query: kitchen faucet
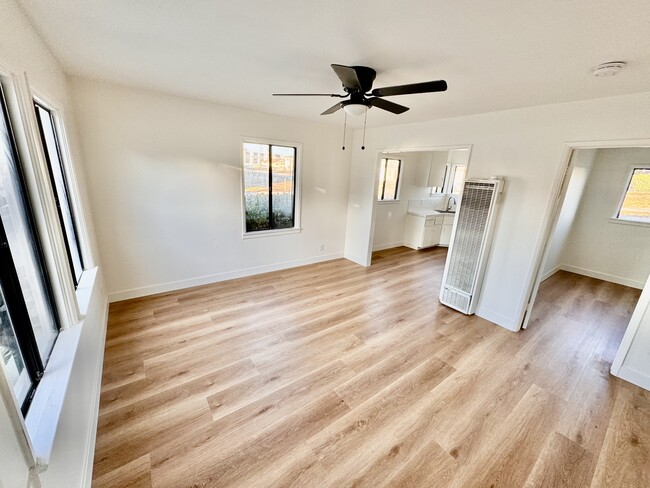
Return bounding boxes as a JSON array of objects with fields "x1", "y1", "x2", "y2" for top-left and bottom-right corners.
[{"x1": 445, "y1": 196, "x2": 456, "y2": 212}]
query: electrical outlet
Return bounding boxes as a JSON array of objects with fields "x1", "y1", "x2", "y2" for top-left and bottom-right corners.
[{"x1": 319, "y1": 243, "x2": 325, "y2": 251}]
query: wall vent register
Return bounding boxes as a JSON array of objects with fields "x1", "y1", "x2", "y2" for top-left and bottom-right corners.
[{"x1": 440, "y1": 177, "x2": 504, "y2": 314}]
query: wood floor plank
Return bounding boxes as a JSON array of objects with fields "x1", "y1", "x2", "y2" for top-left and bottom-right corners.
[
  {"x1": 93, "y1": 250, "x2": 649, "y2": 487},
  {"x1": 524, "y1": 432, "x2": 595, "y2": 488},
  {"x1": 92, "y1": 454, "x2": 152, "y2": 488},
  {"x1": 447, "y1": 383, "x2": 564, "y2": 488},
  {"x1": 307, "y1": 357, "x2": 454, "y2": 483},
  {"x1": 590, "y1": 388, "x2": 650, "y2": 487},
  {"x1": 151, "y1": 392, "x2": 350, "y2": 488}
]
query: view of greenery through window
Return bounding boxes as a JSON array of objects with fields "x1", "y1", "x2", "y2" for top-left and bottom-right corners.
[
  {"x1": 243, "y1": 142, "x2": 296, "y2": 232},
  {"x1": 618, "y1": 168, "x2": 650, "y2": 223}
]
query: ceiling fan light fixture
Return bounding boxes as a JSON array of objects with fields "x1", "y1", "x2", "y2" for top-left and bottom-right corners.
[{"x1": 343, "y1": 103, "x2": 370, "y2": 116}]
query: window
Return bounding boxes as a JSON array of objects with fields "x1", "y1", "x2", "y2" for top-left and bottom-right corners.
[
  {"x1": 0, "y1": 84, "x2": 59, "y2": 414},
  {"x1": 242, "y1": 141, "x2": 298, "y2": 234},
  {"x1": 614, "y1": 167, "x2": 650, "y2": 224},
  {"x1": 34, "y1": 101, "x2": 84, "y2": 286},
  {"x1": 377, "y1": 158, "x2": 402, "y2": 201},
  {"x1": 450, "y1": 165, "x2": 467, "y2": 195}
]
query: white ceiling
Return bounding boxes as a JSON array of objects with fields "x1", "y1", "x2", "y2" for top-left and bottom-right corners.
[{"x1": 19, "y1": 0, "x2": 650, "y2": 128}]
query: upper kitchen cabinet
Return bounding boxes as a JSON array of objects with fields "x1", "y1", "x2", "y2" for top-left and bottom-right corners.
[
  {"x1": 427, "y1": 151, "x2": 449, "y2": 190},
  {"x1": 416, "y1": 150, "x2": 449, "y2": 192}
]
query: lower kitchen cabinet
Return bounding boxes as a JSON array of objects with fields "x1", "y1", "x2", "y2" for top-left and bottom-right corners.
[
  {"x1": 439, "y1": 217, "x2": 454, "y2": 246},
  {"x1": 404, "y1": 214, "x2": 454, "y2": 250}
]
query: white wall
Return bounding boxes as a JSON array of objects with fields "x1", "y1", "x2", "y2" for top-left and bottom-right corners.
[
  {"x1": 542, "y1": 148, "x2": 597, "y2": 278},
  {"x1": 344, "y1": 91, "x2": 650, "y2": 331},
  {"x1": 0, "y1": 1, "x2": 107, "y2": 486},
  {"x1": 560, "y1": 148, "x2": 650, "y2": 288},
  {"x1": 69, "y1": 78, "x2": 352, "y2": 301},
  {"x1": 372, "y1": 152, "x2": 430, "y2": 250}
]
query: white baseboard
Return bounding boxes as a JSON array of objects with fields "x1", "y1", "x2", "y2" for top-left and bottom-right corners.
[
  {"x1": 108, "y1": 252, "x2": 344, "y2": 302},
  {"x1": 541, "y1": 265, "x2": 561, "y2": 282},
  {"x1": 560, "y1": 264, "x2": 645, "y2": 289},
  {"x1": 372, "y1": 241, "x2": 404, "y2": 251},
  {"x1": 476, "y1": 306, "x2": 519, "y2": 332},
  {"x1": 615, "y1": 365, "x2": 650, "y2": 392}
]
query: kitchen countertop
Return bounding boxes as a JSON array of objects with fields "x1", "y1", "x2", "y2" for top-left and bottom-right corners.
[{"x1": 407, "y1": 210, "x2": 456, "y2": 217}]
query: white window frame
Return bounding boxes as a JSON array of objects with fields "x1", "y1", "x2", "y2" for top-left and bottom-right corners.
[
  {"x1": 377, "y1": 157, "x2": 403, "y2": 203},
  {"x1": 240, "y1": 137, "x2": 302, "y2": 239},
  {"x1": 610, "y1": 165, "x2": 650, "y2": 227},
  {"x1": 0, "y1": 64, "x2": 98, "y2": 470},
  {"x1": 445, "y1": 163, "x2": 467, "y2": 196}
]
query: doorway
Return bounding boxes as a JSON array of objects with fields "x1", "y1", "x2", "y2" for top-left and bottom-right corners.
[
  {"x1": 523, "y1": 144, "x2": 650, "y2": 387},
  {"x1": 369, "y1": 146, "x2": 471, "y2": 260}
]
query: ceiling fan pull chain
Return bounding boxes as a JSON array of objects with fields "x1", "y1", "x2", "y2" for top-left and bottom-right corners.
[
  {"x1": 342, "y1": 111, "x2": 347, "y2": 150},
  {"x1": 361, "y1": 109, "x2": 367, "y2": 150}
]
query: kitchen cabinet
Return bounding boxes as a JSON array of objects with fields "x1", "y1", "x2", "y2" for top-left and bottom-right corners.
[
  {"x1": 404, "y1": 214, "x2": 443, "y2": 249},
  {"x1": 404, "y1": 213, "x2": 455, "y2": 249},
  {"x1": 439, "y1": 215, "x2": 454, "y2": 246},
  {"x1": 427, "y1": 151, "x2": 449, "y2": 189},
  {"x1": 415, "y1": 151, "x2": 449, "y2": 191}
]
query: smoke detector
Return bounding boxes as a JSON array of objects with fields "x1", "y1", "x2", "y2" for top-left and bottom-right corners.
[{"x1": 592, "y1": 61, "x2": 626, "y2": 77}]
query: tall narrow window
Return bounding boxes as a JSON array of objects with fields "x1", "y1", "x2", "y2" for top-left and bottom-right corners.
[
  {"x1": 34, "y1": 102, "x2": 84, "y2": 285},
  {"x1": 450, "y1": 165, "x2": 467, "y2": 195},
  {"x1": 1, "y1": 85, "x2": 59, "y2": 414},
  {"x1": 377, "y1": 158, "x2": 402, "y2": 201},
  {"x1": 242, "y1": 141, "x2": 298, "y2": 233},
  {"x1": 614, "y1": 167, "x2": 650, "y2": 224}
]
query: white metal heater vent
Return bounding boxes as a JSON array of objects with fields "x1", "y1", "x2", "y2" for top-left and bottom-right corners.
[{"x1": 440, "y1": 177, "x2": 504, "y2": 314}]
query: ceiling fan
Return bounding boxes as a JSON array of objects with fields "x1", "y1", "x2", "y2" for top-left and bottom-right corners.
[{"x1": 273, "y1": 64, "x2": 447, "y2": 116}]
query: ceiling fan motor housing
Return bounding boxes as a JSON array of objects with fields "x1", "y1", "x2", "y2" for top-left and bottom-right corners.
[{"x1": 344, "y1": 66, "x2": 376, "y2": 93}]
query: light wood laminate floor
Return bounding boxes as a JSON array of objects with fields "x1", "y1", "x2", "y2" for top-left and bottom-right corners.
[{"x1": 93, "y1": 247, "x2": 650, "y2": 487}]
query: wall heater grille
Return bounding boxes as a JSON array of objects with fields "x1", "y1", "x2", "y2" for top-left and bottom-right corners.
[{"x1": 440, "y1": 177, "x2": 504, "y2": 314}]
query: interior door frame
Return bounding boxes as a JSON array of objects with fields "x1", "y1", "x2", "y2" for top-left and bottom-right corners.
[
  {"x1": 520, "y1": 138, "x2": 650, "y2": 330},
  {"x1": 367, "y1": 144, "x2": 473, "y2": 264}
]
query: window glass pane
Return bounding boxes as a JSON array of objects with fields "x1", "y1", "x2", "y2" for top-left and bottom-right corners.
[
  {"x1": 270, "y1": 145, "x2": 295, "y2": 230},
  {"x1": 382, "y1": 159, "x2": 401, "y2": 200},
  {"x1": 35, "y1": 104, "x2": 84, "y2": 284},
  {"x1": 618, "y1": 168, "x2": 650, "y2": 222},
  {"x1": 451, "y1": 165, "x2": 467, "y2": 195},
  {"x1": 0, "y1": 284, "x2": 31, "y2": 405},
  {"x1": 0, "y1": 92, "x2": 58, "y2": 365},
  {"x1": 243, "y1": 143, "x2": 270, "y2": 232},
  {"x1": 377, "y1": 159, "x2": 387, "y2": 200}
]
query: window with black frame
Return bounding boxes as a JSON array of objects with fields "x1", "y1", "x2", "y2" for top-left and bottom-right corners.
[
  {"x1": 34, "y1": 101, "x2": 84, "y2": 286},
  {"x1": 377, "y1": 158, "x2": 402, "y2": 201},
  {"x1": 242, "y1": 141, "x2": 297, "y2": 233},
  {"x1": 0, "y1": 84, "x2": 59, "y2": 414}
]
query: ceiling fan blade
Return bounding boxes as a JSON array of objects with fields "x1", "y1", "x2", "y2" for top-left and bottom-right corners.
[
  {"x1": 273, "y1": 93, "x2": 345, "y2": 97},
  {"x1": 371, "y1": 80, "x2": 447, "y2": 97},
  {"x1": 368, "y1": 97, "x2": 409, "y2": 114},
  {"x1": 321, "y1": 102, "x2": 342, "y2": 115},
  {"x1": 331, "y1": 64, "x2": 363, "y2": 91}
]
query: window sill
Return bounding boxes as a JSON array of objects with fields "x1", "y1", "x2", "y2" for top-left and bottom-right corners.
[
  {"x1": 242, "y1": 228, "x2": 302, "y2": 239},
  {"x1": 24, "y1": 324, "x2": 82, "y2": 467},
  {"x1": 75, "y1": 266, "x2": 98, "y2": 317},
  {"x1": 24, "y1": 265, "x2": 99, "y2": 467},
  {"x1": 608, "y1": 217, "x2": 650, "y2": 228},
  {"x1": 377, "y1": 200, "x2": 401, "y2": 204}
]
